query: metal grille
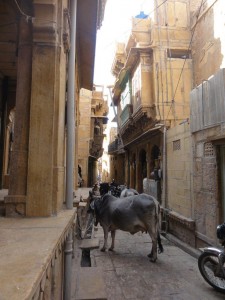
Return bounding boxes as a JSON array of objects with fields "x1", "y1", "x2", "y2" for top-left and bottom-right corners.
[
  {"x1": 173, "y1": 139, "x2": 181, "y2": 151},
  {"x1": 204, "y1": 142, "x2": 215, "y2": 157}
]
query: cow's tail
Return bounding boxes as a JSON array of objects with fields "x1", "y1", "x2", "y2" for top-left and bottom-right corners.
[{"x1": 156, "y1": 202, "x2": 164, "y2": 254}]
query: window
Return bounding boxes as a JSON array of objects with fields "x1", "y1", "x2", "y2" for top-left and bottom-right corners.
[
  {"x1": 204, "y1": 142, "x2": 215, "y2": 157},
  {"x1": 167, "y1": 49, "x2": 191, "y2": 59},
  {"x1": 121, "y1": 80, "x2": 131, "y2": 110},
  {"x1": 173, "y1": 139, "x2": 181, "y2": 151}
]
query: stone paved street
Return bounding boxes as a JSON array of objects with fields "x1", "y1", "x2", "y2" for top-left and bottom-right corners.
[{"x1": 74, "y1": 226, "x2": 225, "y2": 300}]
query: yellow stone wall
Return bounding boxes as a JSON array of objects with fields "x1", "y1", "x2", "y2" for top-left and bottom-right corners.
[
  {"x1": 167, "y1": 123, "x2": 193, "y2": 219},
  {"x1": 78, "y1": 89, "x2": 92, "y2": 187},
  {"x1": 191, "y1": 0, "x2": 225, "y2": 85},
  {"x1": 158, "y1": 0, "x2": 225, "y2": 246},
  {"x1": 109, "y1": 153, "x2": 125, "y2": 185},
  {"x1": 190, "y1": 0, "x2": 225, "y2": 245}
]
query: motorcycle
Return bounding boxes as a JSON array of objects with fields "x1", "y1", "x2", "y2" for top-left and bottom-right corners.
[{"x1": 198, "y1": 223, "x2": 225, "y2": 293}]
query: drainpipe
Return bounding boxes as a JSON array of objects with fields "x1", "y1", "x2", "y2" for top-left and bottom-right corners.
[
  {"x1": 161, "y1": 125, "x2": 167, "y2": 209},
  {"x1": 64, "y1": 1, "x2": 77, "y2": 300},
  {"x1": 155, "y1": 124, "x2": 166, "y2": 209},
  {"x1": 64, "y1": 228, "x2": 73, "y2": 300},
  {"x1": 66, "y1": 0, "x2": 77, "y2": 209}
]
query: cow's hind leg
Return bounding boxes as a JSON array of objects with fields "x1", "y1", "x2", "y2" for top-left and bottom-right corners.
[
  {"x1": 146, "y1": 225, "x2": 158, "y2": 262},
  {"x1": 157, "y1": 232, "x2": 164, "y2": 253},
  {"x1": 148, "y1": 231, "x2": 163, "y2": 257},
  {"x1": 109, "y1": 230, "x2": 116, "y2": 251},
  {"x1": 101, "y1": 226, "x2": 109, "y2": 252},
  {"x1": 147, "y1": 235, "x2": 157, "y2": 262}
]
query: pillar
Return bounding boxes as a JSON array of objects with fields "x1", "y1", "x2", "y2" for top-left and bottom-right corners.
[
  {"x1": 5, "y1": 6, "x2": 32, "y2": 216},
  {"x1": 140, "y1": 52, "x2": 154, "y2": 107},
  {"x1": 26, "y1": 1, "x2": 63, "y2": 217}
]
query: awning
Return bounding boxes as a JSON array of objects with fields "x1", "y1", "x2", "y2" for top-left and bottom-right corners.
[
  {"x1": 77, "y1": 0, "x2": 98, "y2": 90},
  {"x1": 124, "y1": 126, "x2": 162, "y2": 148}
]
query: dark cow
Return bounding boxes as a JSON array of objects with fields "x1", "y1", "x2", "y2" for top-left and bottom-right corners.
[
  {"x1": 99, "y1": 182, "x2": 110, "y2": 195},
  {"x1": 91, "y1": 193, "x2": 163, "y2": 262},
  {"x1": 99, "y1": 182, "x2": 121, "y2": 197}
]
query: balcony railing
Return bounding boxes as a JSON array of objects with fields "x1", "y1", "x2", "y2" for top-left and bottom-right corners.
[
  {"x1": 120, "y1": 104, "x2": 133, "y2": 126},
  {"x1": 108, "y1": 140, "x2": 118, "y2": 154},
  {"x1": 108, "y1": 138, "x2": 124, "y2": 154}
]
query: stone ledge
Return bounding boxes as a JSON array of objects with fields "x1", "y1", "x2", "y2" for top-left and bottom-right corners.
[
  {"x1": 164, "y1": 233, "x2": 201, "y2": 259},
  {"x1": 0, "y1": 209, "x2": 76, "y2": 300},
  {"x1": 167, "y1": 210, "x2": 195, "y2": 230},
  {"x1": 75, "y1": 267, "x2": 107, "y2": 300}
]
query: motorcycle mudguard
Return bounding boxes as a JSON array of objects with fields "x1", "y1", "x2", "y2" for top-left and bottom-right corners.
[{"x1": 202, "y1": 247, "x2": 223, "y2": 256}]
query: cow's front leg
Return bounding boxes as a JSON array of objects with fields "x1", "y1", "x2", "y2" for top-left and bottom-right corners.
[
  {"x1": 109, "y1": 230, "x2": 116, "y2": 251},
  {"x1": 101, "y1": 226, "x2": 109, "y2": 252}
]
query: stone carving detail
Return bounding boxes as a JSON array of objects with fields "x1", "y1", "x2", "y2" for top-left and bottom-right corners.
[
  {"x1": 63, "y1": 9, "x2": 70, "y2": 52},
  {"x1": 32, "y1": 1, "x2": 57, "y2": 43}
]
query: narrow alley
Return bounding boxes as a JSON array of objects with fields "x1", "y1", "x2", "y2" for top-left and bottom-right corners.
[{"x1": 71, "y1": 190, "x2": 225, "y2": 300}]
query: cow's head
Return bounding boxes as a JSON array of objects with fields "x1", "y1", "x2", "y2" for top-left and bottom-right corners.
[
  {"x1": 87, "y1": 196, "x2": 100, "y2": 226},
  {"x1": 99, "y1": 182, "x2": 110, "y2": 196}
]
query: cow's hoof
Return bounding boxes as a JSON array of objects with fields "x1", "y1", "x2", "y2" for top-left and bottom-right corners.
[
  {"x1": 100, "y1": 248, "x2": 106, "y2": 252},
  {"x1": 147, "y1": 252, "x2": 153, "y2": 258},
  {"x1": 109, "y1": 248, "x2": 114, "y2": 252},
  {"x1": 149, "y1": 257, "x2": 157, "y2": 263},
  {"x1": 158, "y1": 245, "x2": 164, "y2": 254}
]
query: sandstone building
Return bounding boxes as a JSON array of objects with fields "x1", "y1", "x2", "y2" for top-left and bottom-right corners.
[
  {"x1": 0, "y1": 0, "x2": 106, "y2": 298},
  {"x1": 78, "y1": 86, "x2": 108, "y2": 187},
  {"x1": 108, "y1": 0, "x2": 225, "y2": 249}
]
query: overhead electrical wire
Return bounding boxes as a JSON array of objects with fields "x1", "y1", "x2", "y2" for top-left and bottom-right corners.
[
  {"x1": 98, "y1": 0, "x2": 169, "y2": 51},
  {"x1": 164, "y1": 2, "x2": 176, "y2": 123},
  {"x1": 165, "y1": 0, "x2": 207, "y2": 121},
  {"x1": 14, "y1": 0, "x2": 33, "y2": 21},
  {"x1": 155, "y1": 0, "x2": 165, "y2": 121},
  {"x1": 13, "y1": 0, "x2": 58, "y2": 26}
]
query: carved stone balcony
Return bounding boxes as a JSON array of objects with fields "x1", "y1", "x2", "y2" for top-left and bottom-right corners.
[
  {"x1": 108, "y1": 140, "x2": 118, "y2": 154},
  {"x1": 108, "y1": 138, "x2": 124, "y2": 155},
  {"x1": 89, "y1": 134, "x2": 106, "y2": 159}
]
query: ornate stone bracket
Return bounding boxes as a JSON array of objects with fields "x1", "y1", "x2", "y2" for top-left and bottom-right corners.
[{"x1": 32, "y1": 1, "x2": 58, "y2": 44}]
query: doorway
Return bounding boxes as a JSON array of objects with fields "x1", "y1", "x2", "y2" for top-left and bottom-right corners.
[{"x1": 138, "y1": 149, "x2": 147, "y2": 192}]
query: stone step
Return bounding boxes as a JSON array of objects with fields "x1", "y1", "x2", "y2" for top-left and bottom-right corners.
[
  {"x1": 79, "y1": 238, "x2": 99, "y2": 250},
  {"x1": 75, "y1": 267, "x2": 107, "y2": 300},
  {"x1": 0, "y1": 200, "x2": 5, "y2": 216}
]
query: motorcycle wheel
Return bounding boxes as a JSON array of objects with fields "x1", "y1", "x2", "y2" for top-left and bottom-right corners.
[{"x1": 198, "y1": 252, "x2": 225, "y2": 293}]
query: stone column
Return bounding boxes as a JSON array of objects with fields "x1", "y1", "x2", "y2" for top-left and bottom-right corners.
[
  {"x1": 146, "y1": 143, "x2": 151, "y2": 178},
  {"x1": 129, "y1": 151, "x2": 135, "y2": 188},
  {"x1": 135, "y1": 148, "x2": 139, "y2": 192},
  {"x1": 140, "y1": 52, "x2": 154, "y2": 107},
  {"x1": 125, "y1": 151, "x2": 129, "y2": 186},
  {"x1": 26, "y1": 1, "x2": 60, "y2": 217},
  {"x1": 5, "y1": 10, "x2": 32, "y2": 216}
]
